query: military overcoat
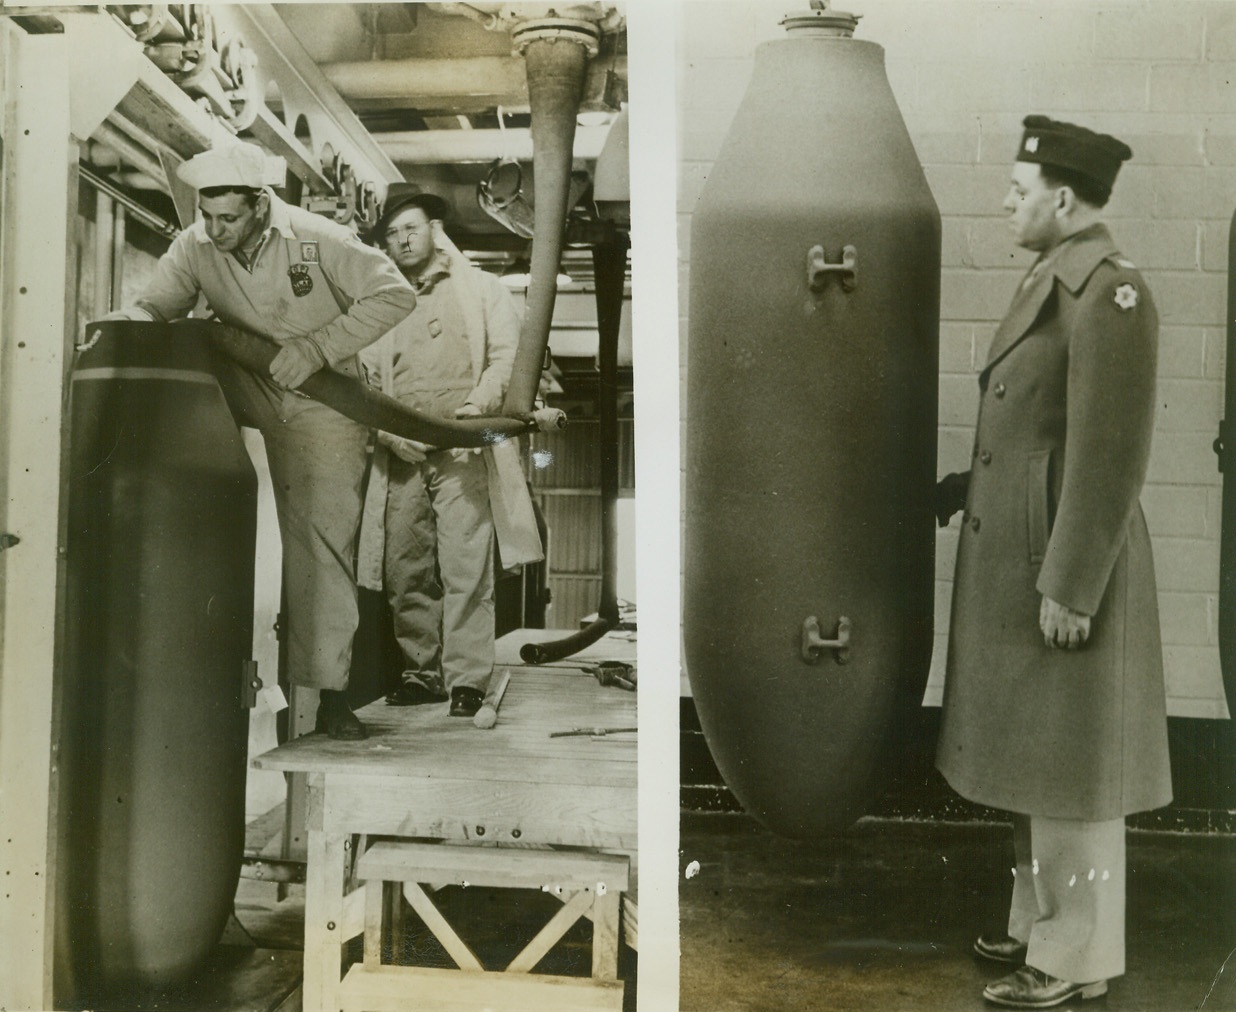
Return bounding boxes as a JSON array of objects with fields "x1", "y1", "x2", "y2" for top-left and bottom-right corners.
[{"x1": 936, "y1": 223, "x2": 1172, "y2": 821}]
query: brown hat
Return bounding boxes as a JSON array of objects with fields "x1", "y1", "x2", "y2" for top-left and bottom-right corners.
[
  {"x1": 1016, "y1": 115, "x2": 1132, "y2": 193},
  {"x1": 369, "y1": 182, "x2": 452, "y2": 244}
]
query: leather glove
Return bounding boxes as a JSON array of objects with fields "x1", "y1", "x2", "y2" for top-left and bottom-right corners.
[
  {"x1": 378, "y1": 431, "x2": 430, "y2": 464},
  {"x1": 934, "y1": 472, "x2": 970, "y2": 528}
]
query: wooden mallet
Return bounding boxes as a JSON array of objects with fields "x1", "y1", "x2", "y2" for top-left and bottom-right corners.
[{"x1": 473, "y1": 669, "x2": 512, "y2": 729}]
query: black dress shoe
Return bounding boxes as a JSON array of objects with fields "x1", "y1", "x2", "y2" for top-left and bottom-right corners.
[
  {"x1": 449, "y1": 686, "x2": 484, "y2": 717},
  {"x1": 974, "y1": 933, "x2": 1029, "y2": 964},
  {"x1": 983, "y1": 966, "x2": 1108, "y2": 1008},
  {"x1": 386, "y1": 682, "x2": 448, "y2": 706},
  {"x1": 314, "y1": 690, "x2": 368, "y2": 741}
]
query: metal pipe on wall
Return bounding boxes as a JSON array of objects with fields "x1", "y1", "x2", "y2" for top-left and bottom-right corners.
[
  {"x1": 93, "y1": 188, "x2": 114, "y2": 319},
  {"x1": 79, "y1": 166, "x2": 178, "y2": 239},
  {"x1": 111, "y1": 205, "x2": 127, "y2": 310}
]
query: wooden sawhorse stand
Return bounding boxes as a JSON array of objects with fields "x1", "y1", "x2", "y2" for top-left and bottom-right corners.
[{"x1": 336, "y1": 840, "x2": 628, "y2": 1011}]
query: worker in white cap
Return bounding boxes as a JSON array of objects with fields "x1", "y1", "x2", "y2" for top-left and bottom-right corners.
[{"x1": 106, "y1": 140, "x2": 418, "y2": 740}]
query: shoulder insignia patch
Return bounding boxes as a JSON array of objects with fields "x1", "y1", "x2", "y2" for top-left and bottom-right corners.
[{"x1": 1113, "y1": 282, "x2": 1138, "y2": 311}]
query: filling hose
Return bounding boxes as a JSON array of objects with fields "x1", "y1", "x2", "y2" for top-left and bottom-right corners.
[
  {"x1": 191, "y1": 319, "x2": 545, "y2": 445},
  {"x1": 81, "y1": 319, "x2": 559, "y2": 446},
  {"x1": 499, "y1": 21, "x2": 629, "y2": 666},
  {"x1": 501, "y1": 30, "x2": 591, "y2": 416},
  {"x1": 520, "y1": 234, "x2": 628, "y2": 666}
]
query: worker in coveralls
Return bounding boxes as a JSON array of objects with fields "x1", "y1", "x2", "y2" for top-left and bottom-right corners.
[
  {"x1": 357, "y1": 184, "x2": 541, "y2": 718},
  {"x1": 104, "y1": 141, "x2": 418, "y2": 741},
  {"x1": 935, "y1": 116, "x2": 1171, "y2": 1009}
]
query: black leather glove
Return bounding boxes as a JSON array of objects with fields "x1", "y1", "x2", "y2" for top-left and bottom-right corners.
[{"x1": 935, "y1": 472, "x2": 970, "y2": 528}]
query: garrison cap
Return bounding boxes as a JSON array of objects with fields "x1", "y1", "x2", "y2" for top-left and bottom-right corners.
[
  {"x1": 370, "y1": 182, "x2": 452, "y2": 244},
  {"x1": 177, "y1": 141, "x2": 285, "y2": 191},
  {"x1": 1016, "y1": 115, "x2": 1133, "y2": 193}
]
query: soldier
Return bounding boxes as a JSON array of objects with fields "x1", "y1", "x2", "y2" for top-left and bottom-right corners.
[
  {"x1": 106, "y1": 141, "x2": 418, "y2": 740},
  {"x1": 935, "y1": 116, "x2": 1170, "y2": 1008}
]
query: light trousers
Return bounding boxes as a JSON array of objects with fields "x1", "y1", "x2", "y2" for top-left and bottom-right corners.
[
  {"x1": 1008, "y1": 813, "x2": 1127, "y2": 983},
  {"x1": 384, "y1": 448, "x2": 495, "y2": 694},
  {"x1": 215, "y1": 357, "x2": 368, "y2": 691}
]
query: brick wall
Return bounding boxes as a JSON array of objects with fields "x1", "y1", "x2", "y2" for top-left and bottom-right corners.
[{"x1": 678, "y1": 0, "x2": 1235, "y2": 718}]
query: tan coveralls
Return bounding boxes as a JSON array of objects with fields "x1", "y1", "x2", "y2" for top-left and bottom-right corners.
[
  {"x1": 358, "y1": 253, "x2": 521, "y2": 695},
  {"x1": 135, "y1": 190, "x2": 417, "y2": 690}
]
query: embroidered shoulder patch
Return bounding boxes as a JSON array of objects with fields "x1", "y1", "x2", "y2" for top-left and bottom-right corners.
[{"x1": 1113, "y1": 283, "x2": 1138, "y2": 311}]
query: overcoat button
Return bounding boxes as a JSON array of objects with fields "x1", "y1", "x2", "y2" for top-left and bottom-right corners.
[
  {"x1": 994, "y1": 383, "x2": 1007, "y2": 398},
  {"x1": 980, "y1": 450, "x2": 992, "y2": 465},
  {"x1": 969, "y1": 515, "x2": 981, "y2": 532}
]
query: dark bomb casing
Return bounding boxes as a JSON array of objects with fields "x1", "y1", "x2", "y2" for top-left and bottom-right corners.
[{"x1": 684, "y1": 11, "x2": 942, "y2": 836}]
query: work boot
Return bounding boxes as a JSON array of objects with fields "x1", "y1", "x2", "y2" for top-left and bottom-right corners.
[
  {"x1": 386, "y1": 682, "x2": 449, "y2": 706},
  {"x1": 983, "y1": 966, "x2": 1108, "y2": 1008},
  {"x1": 974, "y1": 933, "x2": 1028, "y2": 965},
  {"x1": 315, "y1": 689, "x2": 367, "y2": 741},
  {"x1": 449, "y1": 686, "x2": 484, "y2": 718}
]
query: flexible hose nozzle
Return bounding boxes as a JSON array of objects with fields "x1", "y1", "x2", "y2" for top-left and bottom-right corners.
[{"x1": 501, "y1": 22, "x2": 596, "y2": 415}]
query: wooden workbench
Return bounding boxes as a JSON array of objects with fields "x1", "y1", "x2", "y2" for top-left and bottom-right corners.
[{"x1": 252, "y1": 630, "x2": 637, "y2": 1012}]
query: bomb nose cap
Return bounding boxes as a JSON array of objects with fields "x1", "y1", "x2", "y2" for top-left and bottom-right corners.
[{"x1": 781, "y1": 0, "x2": 860, "y2": 37}]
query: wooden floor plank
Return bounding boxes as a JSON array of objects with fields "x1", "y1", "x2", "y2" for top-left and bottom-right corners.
[
  {"x1": 253, "y1": 661, "x2": 637, "y2": 788},
  {"x1": 338, "y1": 963, "x2": 624, "y2": 1012}
]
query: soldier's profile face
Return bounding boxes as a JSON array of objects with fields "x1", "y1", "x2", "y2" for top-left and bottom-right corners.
[{"x1": 1003, "y1": 161, "x2": 1060, "y2": 252}]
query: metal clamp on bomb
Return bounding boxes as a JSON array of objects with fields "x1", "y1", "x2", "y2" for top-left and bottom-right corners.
[
  {"x1": 807, "y1": 243, "x2": 858, "y2": 293},
  {"x1": 802, "y1": 615, "x2": 852, "y2": 664}
]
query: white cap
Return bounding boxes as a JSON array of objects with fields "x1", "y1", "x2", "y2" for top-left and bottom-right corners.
[{"x1": 177, "y1": 141, "x2": 286, "y2": 190}]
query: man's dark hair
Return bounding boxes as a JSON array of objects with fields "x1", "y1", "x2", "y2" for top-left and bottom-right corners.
[
  {"x1": 199, "y1": 185, "x2": 262, "y2": 207},
  {"x1": 1039, "y1": 165, "x2": 1111, "y2": 209}
]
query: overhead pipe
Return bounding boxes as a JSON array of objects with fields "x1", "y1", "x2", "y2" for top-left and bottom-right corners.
[
  {"x1": 308, "y1": 54, "x2": 623, "y2": 111},
  {"x1": 377, "y1": 124, "x2": 610, "y2": 165},
  {"x1": 318, "y1": 56, "x2": 525, "y2": 101},
  {"x1": 92, "y1": 121, "x2": 168, "y2": 187},
  {"x1": 424, "y1": 2, "x2": 505, "y2": 31}
]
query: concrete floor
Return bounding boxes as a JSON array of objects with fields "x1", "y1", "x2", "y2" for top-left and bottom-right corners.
[{"x1": 680, "y1": 812, "x2": 1236, "y2": 1012}]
